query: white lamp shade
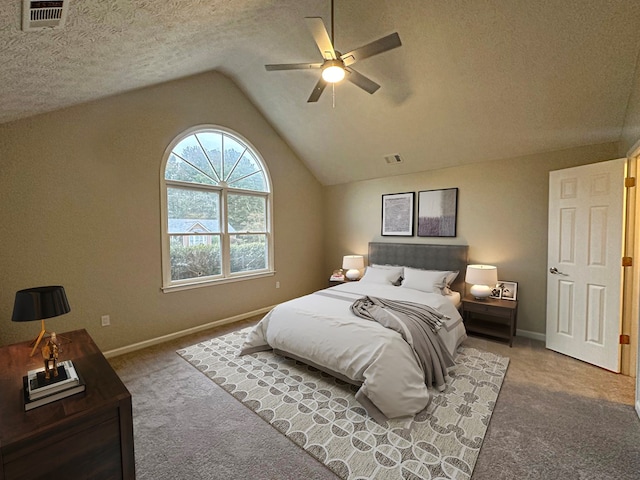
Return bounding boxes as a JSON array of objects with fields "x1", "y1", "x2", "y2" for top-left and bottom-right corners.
[
  {"x1": 342, "y1": 255, "x2": 365, "y2": 280},
  {"x1": 465, "y1": 265, "x2": 498, "y2": 299}
]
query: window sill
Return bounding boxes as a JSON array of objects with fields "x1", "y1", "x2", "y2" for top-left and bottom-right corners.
[{"x1": 161, "y1": 271, "x2": 275, "y2": 293}]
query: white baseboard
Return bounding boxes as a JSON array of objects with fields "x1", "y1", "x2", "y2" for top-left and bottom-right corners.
[
  {"x1": 516, "y1": 329, "x2": 546, "y2": 342},
  {"x1": 636, "y1": 400, "x2": 640, "y2": 420},
  {"x1": 102, "y1": 306, "x2": 274, "y2": 359}
]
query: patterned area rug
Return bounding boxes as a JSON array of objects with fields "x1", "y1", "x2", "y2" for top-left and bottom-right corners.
[{"x1": 177, "y1": 327, "x2": 509, "y2": 480}]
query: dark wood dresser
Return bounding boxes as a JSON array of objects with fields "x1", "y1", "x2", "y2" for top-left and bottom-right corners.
[{"x1": 0, "y1": 329, "x2": 135, "y2": 479}]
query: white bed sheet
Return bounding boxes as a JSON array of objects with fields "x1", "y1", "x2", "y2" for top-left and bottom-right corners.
[
  {"x1": 447, "y1": 291, "x2": 461, "y2": 309},
  {"x1": 240, "y1": 282, "x2": 467, "y2": 421}
]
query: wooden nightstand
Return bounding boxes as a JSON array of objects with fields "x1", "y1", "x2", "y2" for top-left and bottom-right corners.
[
  {"x1": 0, "y1": 329, "x2": 135, "y2": 479},
  {"x1": 462, "y1": 295, "x2": 518, "y2": 347},
  {"x1": 328, "y1": 277, "x2": 359, "y2": 287}
]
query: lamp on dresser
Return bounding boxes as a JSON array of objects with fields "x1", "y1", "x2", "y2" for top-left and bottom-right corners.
[
  {"x1": 342, "y1": 255, "x2": 365, "y2": 280},
  {"x1": 12, "y1": 285, "x2": 71, "y2": 356},
  {"x1": 465, "y1": 265, "x2": 498, "y2": 300}
]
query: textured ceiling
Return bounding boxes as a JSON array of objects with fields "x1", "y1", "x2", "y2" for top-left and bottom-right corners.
[{"x1": 1, "y1": 0, "x2": 640, "y2": 185}]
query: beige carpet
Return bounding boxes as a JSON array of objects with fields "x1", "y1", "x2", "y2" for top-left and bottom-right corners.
[{"x1": 177, "y1": 327, "x2": 509, "y2": 480}]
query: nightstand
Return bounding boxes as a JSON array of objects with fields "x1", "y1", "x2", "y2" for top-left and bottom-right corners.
[
  {"x1": 462, "y1": 295, "x2": 518, "y2": 347},
  {"x1": 0, "y1": 329, "x2": 135, "y2": 479},
  {"x1": 328, "y1": 278, "x2": 359, "y2": 287}
]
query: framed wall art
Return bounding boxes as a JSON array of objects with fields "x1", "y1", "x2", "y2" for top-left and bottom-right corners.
[
  {"x1": 381, "y1": 192, "x2": 415, "y2": 236},
  {"x1": 498, "y1": 281, "x2": 518, "y2": 301},
  {"x1": 417, "y1": 188, "x2": 458, "y2": 237}
]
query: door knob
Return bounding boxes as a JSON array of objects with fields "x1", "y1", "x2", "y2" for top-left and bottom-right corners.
[{"x1": 549, "y1": 267, "x2": 568, "y2": 276}]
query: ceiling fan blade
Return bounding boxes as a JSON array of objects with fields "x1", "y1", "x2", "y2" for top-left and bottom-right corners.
[
  {"x1": 307, "y1": 77, "x2": 328, "y2": 102},
  {"x1": 345, "y1": 68, "x2": 380, "y2": 94},
  {"x1": 341, "y1": 32, "x2": 402, "y2": 67},
  {"x1": 265, "y1": 63, "x2": 323, "y2": 71},
  {"x1": 305, "y1": 17, "x2": 337, "y2": 60}
]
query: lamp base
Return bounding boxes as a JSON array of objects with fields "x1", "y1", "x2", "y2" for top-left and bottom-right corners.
[
  {"x1": 470, "y1": 284, "x2": 491, "y2": 300},
  {"x1": 345, "y1": 269, "x2": 361, "y2": 280},
  {"x1": 29, "y1": 322, "x2": 71, "y2": 357}
]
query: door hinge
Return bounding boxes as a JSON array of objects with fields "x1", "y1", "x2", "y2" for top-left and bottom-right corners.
[
  {"x1": 620, "y1": 334, "x2": 630, "y2": 345},
  {"x1": 625, "y1": 177, "x2": 636, "y2": 188},
  {"x1": 622, "y1": 256, "x2": 633, "y2": 267}
]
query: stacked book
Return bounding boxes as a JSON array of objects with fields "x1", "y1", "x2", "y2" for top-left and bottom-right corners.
[{"x1": 22, "y1": 360, "x2": 86, "y2": 411}]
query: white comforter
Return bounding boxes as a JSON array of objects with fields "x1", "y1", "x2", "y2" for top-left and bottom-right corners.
[{"x1": 240, "y1": 282, "x2": 467, "y2": 421}]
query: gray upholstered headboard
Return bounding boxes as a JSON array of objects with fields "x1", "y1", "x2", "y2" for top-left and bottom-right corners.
[{"x1": 368, "y1": 242, "x2": 469, "y2": 293}]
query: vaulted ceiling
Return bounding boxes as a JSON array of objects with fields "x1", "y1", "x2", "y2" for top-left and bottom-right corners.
[{"x1": 2, "y1": 0, "x2": 639, "y2": 185}]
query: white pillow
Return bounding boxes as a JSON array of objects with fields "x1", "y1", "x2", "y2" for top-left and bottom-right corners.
[
  {"x1": 400, "y1": 267, "x2": 450, "y2": 294},
  {"x1": 359, "y1": 265, "x2": 404, "y2": 285},
  {"x1": 370, "y1": 264, "x2": 405, "y2": 285}
]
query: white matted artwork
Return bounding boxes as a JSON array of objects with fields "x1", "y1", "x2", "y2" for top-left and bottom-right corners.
[
  {"x1": 417, "y1": 188, "x2": 458, "y2": 237},
  {"x1": 381, "y1": 192, "x2": 415, "y2": 236}
]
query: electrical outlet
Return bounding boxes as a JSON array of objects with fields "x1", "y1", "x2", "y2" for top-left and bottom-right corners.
[
  {"x1": 275, "y1": 281, "x2": 280, "y2": 289},
  {"x1": 101, "y1": 315, "x2": 110, "y2": 327}
]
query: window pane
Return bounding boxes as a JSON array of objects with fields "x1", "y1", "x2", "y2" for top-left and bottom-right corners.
[
  {"x1": 223, "y1": 135, "x2": 245, "y2": 181},
  {"x1": 167, "y1": 188, "x2": 220, "y2": 233},
  {"x1": 230, "y1": 234, "x2": 267, "y2": 273},
  {"x1": 169, "y1": 235, "x2": 221, "y2": 280},
  {"x1": 228, "y1": 194, "x2": 266, "y2": 232},
  {"x1": 227, "y1": 150, "x2": 267, "y2": 192},
  {"x1": 165, "y1": 154, "x2": 217, "y2": 185},
  {"x1": 169, "y1": 136, "x2": 218, "y2": 184},
  {"x1": 196, "y1": 132, "x2": 222, "y2": 182}
]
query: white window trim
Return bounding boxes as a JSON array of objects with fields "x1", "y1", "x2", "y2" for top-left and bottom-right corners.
[{"x1": 160, "y1": 124, "x2": 274, "y2": 292}]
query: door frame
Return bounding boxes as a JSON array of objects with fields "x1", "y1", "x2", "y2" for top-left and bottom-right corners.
[{"x1": 626, "y1": 139, "x2": 640, "y2": 418}]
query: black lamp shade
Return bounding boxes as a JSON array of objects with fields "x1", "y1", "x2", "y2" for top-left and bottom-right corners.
[{"x1": 11, "y1": 286, "x2": 71, "y2": 322}]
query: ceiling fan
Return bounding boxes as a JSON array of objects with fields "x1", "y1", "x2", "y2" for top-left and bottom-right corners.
[{"x1": 265, "y1": 0, "x2": 402, "y2": 103}]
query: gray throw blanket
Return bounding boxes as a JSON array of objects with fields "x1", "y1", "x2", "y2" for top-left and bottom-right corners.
[{"x1": 351, "y1": 296, "x2": 456, "y2": 391}]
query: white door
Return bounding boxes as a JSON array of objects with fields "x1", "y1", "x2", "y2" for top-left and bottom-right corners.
[{"x1": 546, "y1": 158, "x2": 626, "y2": 372}]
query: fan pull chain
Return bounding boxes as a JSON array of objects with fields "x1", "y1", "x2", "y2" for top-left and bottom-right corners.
[{"x1": 332, "y1": 83, "x2": 336, "y2": 108}]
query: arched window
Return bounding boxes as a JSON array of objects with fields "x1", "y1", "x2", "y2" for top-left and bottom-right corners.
[{"x1": 160, "y1": 125, "x2": 273, "y2": 291}]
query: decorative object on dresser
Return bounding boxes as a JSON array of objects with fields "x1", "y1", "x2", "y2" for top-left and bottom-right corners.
[
  {"x1": 342, "y1": 254, "x2": 364, "y2": 280},
  {"x1": 417, "y1": 188, "x2": 458, "y2": 237},
  {"x1": 0, "y1": 329, "x2": 135, "y2": 479},
  {"x1": 329, "y1": 268, "x2": 344, "y2": 281},
  {"x1": 497, "y1": 281, "x2": 518, "y2": 301},
  {"x1": 465, "y1": 264, "x2": 498, "y2": 300},
  {"x1": 11, "y1": 285, "x2": 71, "y2": 357},
  {"x1": 23, "y1": 358, "x2": 86, "y2": 410},
  {"x1": 381, "y1": 192, "x2": 414, "y2": 236}
]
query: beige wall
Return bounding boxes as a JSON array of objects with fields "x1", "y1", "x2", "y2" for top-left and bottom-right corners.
[
  {"x1": 620, "y1": 51, "x2": 640, "y2": 156},
  {"x1": 0, "y1": 71, "x2": 324, "y2": 351},
  {"x1": 322, "y1": 142, "x2": 620, "y2": 335}
]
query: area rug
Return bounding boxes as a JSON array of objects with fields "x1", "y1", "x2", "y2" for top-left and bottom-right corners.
[{"x1": 177, "y1": 327, "x2": 509, "y2": 480}]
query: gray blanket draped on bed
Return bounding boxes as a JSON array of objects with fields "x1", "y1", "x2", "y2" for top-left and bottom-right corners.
[{"x1": 351, "y1": 296, "x2": 456, "y2": 391}]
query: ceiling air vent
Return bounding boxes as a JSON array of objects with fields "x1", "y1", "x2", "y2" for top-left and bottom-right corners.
[
  {"x1": 22, "y1": 0, "x2": 70, "y2": 32},
  {"x1": 384, "y1": 154, "x2": 403, "y2": 165}
]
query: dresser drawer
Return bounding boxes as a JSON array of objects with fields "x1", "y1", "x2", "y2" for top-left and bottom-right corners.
[{"x1": 464, "y1": 302, "x2": 512, "y2": 318}]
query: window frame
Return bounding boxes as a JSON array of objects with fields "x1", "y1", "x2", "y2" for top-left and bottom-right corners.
[{"x1": 160, "y1": 124, "x2": 274, "y2": 292}]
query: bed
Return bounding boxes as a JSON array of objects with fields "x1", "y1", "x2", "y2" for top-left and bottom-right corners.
[{"x1": 240, "y1": 242, "x2": 469, "y2": 422}]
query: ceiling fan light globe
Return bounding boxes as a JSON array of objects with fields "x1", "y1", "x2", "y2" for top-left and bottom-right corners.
[{"x1": 322, "y1": 65, "x2": 345, "y2": 83}]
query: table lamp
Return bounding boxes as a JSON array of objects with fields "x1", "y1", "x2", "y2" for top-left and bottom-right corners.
[
  {"x1": 342, "y1": 255, "x2": 365, "y2": 280},
  {"x1": 465, "y1": 265, "x2": 498, "y2": 300},
  {"x1": 12, "y1": 286, "x2": 70, "y2": 357}
]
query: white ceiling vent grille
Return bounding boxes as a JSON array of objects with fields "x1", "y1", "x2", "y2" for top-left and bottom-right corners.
[
  {"x1": 22, "y1": 0, "x2": 70, "y2": 32},
  {"x1": 384, "y1": 154, "x2": 403, "y2": 165}
]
